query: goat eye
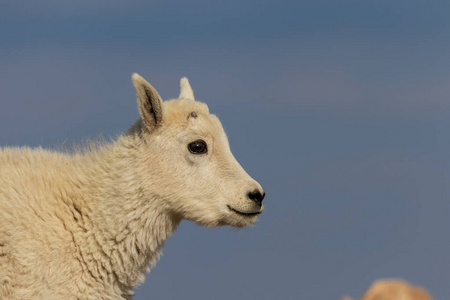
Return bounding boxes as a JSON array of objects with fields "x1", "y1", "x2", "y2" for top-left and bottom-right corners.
[{"x1": 188, "y1": 140, "x2": 207, "y2": 154}]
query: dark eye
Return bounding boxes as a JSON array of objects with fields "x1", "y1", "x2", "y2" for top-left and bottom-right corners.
[{"x1": 188, "y1": 140, "x2": 208, "y2": 154}]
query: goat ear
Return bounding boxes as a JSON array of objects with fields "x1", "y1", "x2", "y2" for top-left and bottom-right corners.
[
  {"x1": 132, "y1": 73, "x2": 164, "y2": 132},
  {"x1": 179, "y1": 77, "x2": 195, "y2": 101}
]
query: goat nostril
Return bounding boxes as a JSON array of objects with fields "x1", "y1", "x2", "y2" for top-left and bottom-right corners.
[{"x1": 247, "y1": 190, "x2": 264, "y2": 206}]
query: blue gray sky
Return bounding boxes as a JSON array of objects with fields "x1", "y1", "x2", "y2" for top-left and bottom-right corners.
[{"x1": 1, "y1": 1, "x2": 449, "y2": 299}]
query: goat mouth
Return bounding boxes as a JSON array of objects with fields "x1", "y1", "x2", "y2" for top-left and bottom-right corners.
[{"x1": 227, "y1": 205, "x2": 262, "y2": 217}]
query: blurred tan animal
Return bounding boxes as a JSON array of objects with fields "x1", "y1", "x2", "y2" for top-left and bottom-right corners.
[
  {"x1": 341, "y1": 279, "x2": 434, "y2": 300},
  {"x1": 0, "y1": 74, "x2": 264, "y2": 299}
]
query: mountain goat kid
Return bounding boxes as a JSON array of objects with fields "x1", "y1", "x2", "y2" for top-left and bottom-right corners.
[{"x1": 0, "y1": 74, "x2": 265, "y2": 299}]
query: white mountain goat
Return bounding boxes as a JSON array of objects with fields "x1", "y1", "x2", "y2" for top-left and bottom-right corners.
[{"x1": 0, "y1": 74, "x2": 265, "y2": 299}]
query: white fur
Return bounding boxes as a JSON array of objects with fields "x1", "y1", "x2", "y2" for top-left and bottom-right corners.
[{"x1": 0, "y1": 74, "x2": 264, "y2": 299}]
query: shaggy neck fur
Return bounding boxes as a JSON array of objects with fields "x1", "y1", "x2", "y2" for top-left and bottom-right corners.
[{"x1": 71, "y1": 130, "x2": 181, "y2": 298}]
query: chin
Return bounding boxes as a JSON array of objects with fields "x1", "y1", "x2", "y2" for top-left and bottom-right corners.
[{"x1": 226, "y1": 214, "x2": 259, "y2": 228}]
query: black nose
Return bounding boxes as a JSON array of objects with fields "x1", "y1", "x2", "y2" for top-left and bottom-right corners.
[{"x1": 247, "y1": 190, "x2": 265, "y2": 207}]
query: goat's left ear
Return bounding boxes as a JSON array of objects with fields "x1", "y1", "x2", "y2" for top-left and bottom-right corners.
[
  {"x1": 132, "y1": 73, "x2": 164, "y2": 132},
  {"x1": 179, "y1": 77, "x2": 195, "y2": 101}
]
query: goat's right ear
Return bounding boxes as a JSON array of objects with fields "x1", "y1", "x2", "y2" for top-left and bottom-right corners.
[{"x1": 132, "y1": 73, "x2": 164, "y2": 132}]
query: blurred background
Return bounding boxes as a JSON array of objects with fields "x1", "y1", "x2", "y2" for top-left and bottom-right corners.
[{"x1": 1, "y1": 1, "x2": 449, "y2": 299}]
